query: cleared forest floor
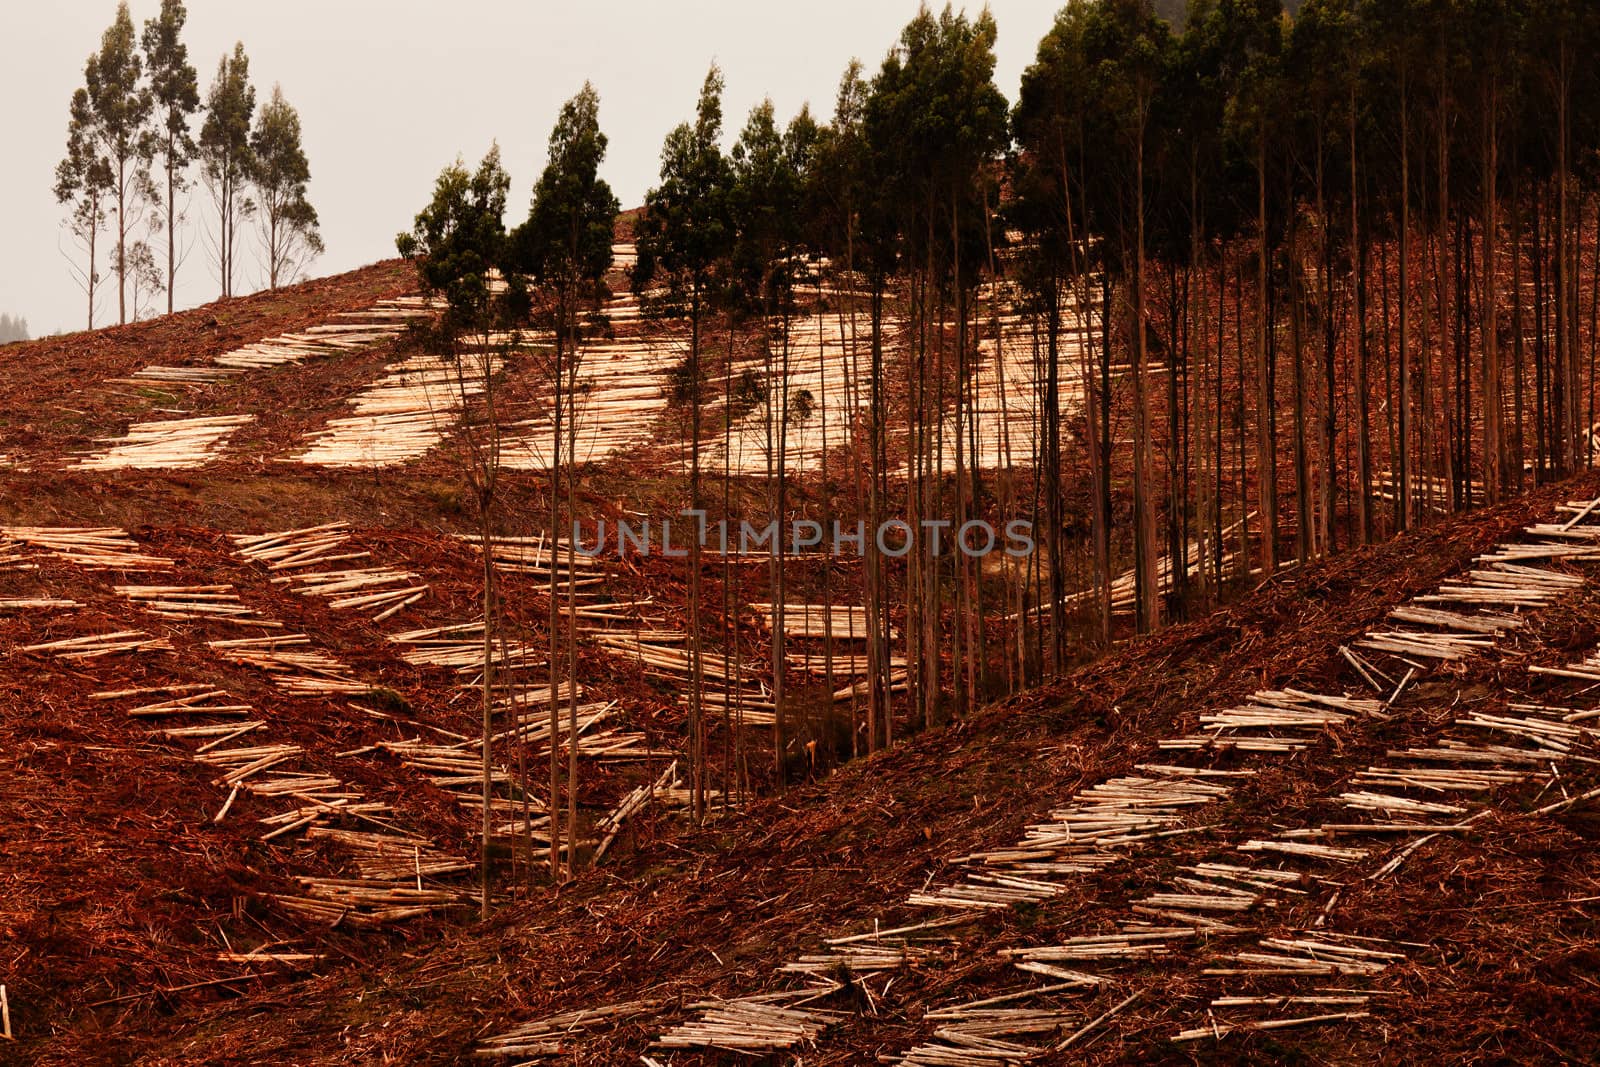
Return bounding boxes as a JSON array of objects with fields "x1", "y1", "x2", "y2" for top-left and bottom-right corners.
[{"x1": 2, "y1": 262, "x2": 1598, "y2": 1064}]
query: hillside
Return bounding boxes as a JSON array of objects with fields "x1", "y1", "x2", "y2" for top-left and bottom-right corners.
[
  {"x1": 15, "y1": 1, "x2": 1600, "y2": 1060},
  {"x1": 1, "y1": 253, "x2": 1596, "y2": 1061}
]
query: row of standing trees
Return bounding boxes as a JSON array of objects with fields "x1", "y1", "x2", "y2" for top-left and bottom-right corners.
[
  {"x1": 402, "y1": 0, "x2": 1600, "y2": 899},
  {"x1": 626, "y1": 20, "x2": 1012, "y2": 800},
  {"x1": 54, "y1": 1, "x2": 322, "y2": 330},
  {"x1": 630, "y1": 0, "x2": 1600, "y2": 793},
  {"x1": 397, "y1": 87, "x2": 621, "y2": 897},
  {"x1": 1010, "y1": 0, "x2": 1600, "y2": 649}
]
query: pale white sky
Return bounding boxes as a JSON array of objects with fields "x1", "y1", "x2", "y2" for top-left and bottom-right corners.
[{"x1": 2, "y1": 1, "x2": 1061, "y2": 336}]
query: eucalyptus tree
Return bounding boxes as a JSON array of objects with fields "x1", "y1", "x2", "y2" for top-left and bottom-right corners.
[
  {"x1": 730, "y1": 97, "x2": 810, "y2": 774},
  {"x1": 1503, "y1": 2, "x2": 1562, "y2": 482},
  {"x1": 199, "y1": 43, "x2": 256, "y2": 298},
  {"x1": 1286, "y1": 0, "x2": 1348, "y2": 557},
  {"x1": 1014, "y1": 0, "x2": 1107, "y2": 651},
  {"x1": 1416, "y1": 0, "x2": 1466, "y2": 514},
  {"x1": 1151, "y1": 0, "x2": 1224, "y2": 611},
  {"x1": 396, "y1": 147, "x2": 518, "y2": 915},
  {"x1": 807, "y1": 60, "x2": 901, "y2": 751},
  {"x1": 1305, "y1": 0, "x2": 1376, "y2": 542},
  {"x1": 1167, "y1": 0, "x2": 1259, "y2": 597},
  {"x1": 1078, "y1": 0, "x2": 1175, "y2": 632},
  {"x1": 1531, "y1": 0, "x2": 1578, "y2": 473},
  {"x1": 1524, "y1": 0, "x2": 1600, "y2": 474},
  {"x1": 1463, "y1": 0, "x2": 1510, "y2": 501},
  {"x1": 141, "y1": 0, "x2": 199, "y2": 313},
  {"x1": 866, "y1": 5, "x2": 1007, "y2": 723},
  {"x1": 1361, "y1": 0, "x2": 1425, "y2": 524},
  {"x1": 511, "y1": 82, "x2": 619, "y2": 873},
  {"x1": 128, "y1": 239, "x2": 164, "y2": 320},
  {"x1": 633, "y1": 65, "x2": 735, "y2": 817},
  {"x1": 54, "y1": 86, "x2": 113, "y2": 330},
  {"x1": 82, "y1": 1, "x2": 153, "y2": 326},
  {"x1": 250, "y1": 85, "x2": 323, "y2": 289},
  {"x1": 1216, "y1": 0, "x2": 1285, "y2": 569}
]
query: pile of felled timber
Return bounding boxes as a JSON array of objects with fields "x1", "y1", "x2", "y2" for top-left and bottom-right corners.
[
  {"x1": 112, "y1": 295, "x2": 439, "y2": 388},
  {"x1": 593, "y1": 628, "x2": 776, "y2": 727},
  {"x1": 115, "y1": 583, "x2": 281, "y2": 627},
  {"x1": 72, "y1": 414, "x2": 255, "y2": 471},
  {"x1": 500, "y1": 306, "x2": 680, "y2": 471},
  {"x1": 208, "y1": 634, "x2": 370, "y2": 695},
  {"x1": 1, "y1": 525, "x2": 172, "y2": 570},
  {"x1": 293, "y1": 352, "x2": 501, "y2": 467}
]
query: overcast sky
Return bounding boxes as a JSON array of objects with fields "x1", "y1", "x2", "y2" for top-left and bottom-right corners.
[{"x1": 3, "y1": 1, "x2": 1060, "y2": 336}]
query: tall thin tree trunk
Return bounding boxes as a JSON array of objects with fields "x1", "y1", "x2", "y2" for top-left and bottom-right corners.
[
  {"x1": 1483, "y1": 78, "x2": 1501, "y2": 502},
  {"x1": 1134, "y1": 107, "x2": 1158, "y2": 631},
  {"x1": 1351, "y1": 90, "x2": 1371, "y2": 543},
  {"x1": 1399, "y1": 67, "x2": 1413, "y2": 528},
  {"x1": 1558, "y1": 46, "x2": 1578, "y2": 471},
  {"x1": 1256, "y1": 130, "x2": 1278, "y2": 572},
  {"x1": 1512, "y1": 179, "x2": 1526, "y2": 490},
  {"x1": 479, "y1": 488, "x2": 496, "y2": 917},
  {"x1": 547, "y1": 318, "x2": 564, "y2": 876},
  {"x1": 167, "y1": 154, "x2": 177, "y2": 315},
  {"x1": 688, "y1": 283, "x2": 705, "y2": 820},
  {"x1": 1316, "y1": 123, "x2": 1335, "y2": 556},
  {"x1": 1289, "y1": 165, "x2": 1310, "y2": 564},
  {"x1": 117, "y1": 159, "x2": 128, "y2": 326},
  {"x1": 87, "y1": 193, "x2": 100, "y2": 330},
  {"x1": 565, "y1": 319, "x2": 580, "y2": 869}
]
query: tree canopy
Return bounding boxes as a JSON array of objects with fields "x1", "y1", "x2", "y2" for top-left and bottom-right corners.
[{"x1": 250, "y1": 83, "x2": 323, "y2": 288}]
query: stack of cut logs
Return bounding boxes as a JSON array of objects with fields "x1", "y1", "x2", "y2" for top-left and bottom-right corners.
[
  {"x1": 21, "y1": 629, "x2": 172, "y2": 660},
  {"x1": 387, "y1": 620, "x2": 537, "y2": 677},
  {"x1": 593, "y1": 628, "x2": 776, "y2": 726},
  {"x1": 294, "y1": 352, "x2": 502, "y2": 467},
  {"x1": 501, "y1": 328, "x2": 680, "y2": 471},
  {"x1": 208, "y1": 634, "x2": 370, "y2": 695},
  {"x1": 2, "y1": 525, "x2": 172, "y2": 570},
  {"x1": 476, "y1": 1000, "x2": 660, "y2": 1061},
  {"x1": 1161, "y1": 690, "x2": 1383, "y2": 754},
  {"x1": 116, "y1": 583, "x2": 281, "y2": 627},
  {"x1": 73, "y1": 414, "x2": 255, "y2": 471},
  {"x1": 97, "y1": 678, "x2": 473, "y2": 928},
  {"x1": 276, "y1": 564, "x2": 427, "y2": 623},
  {"x1": 114, "y1": 295, "x2": 435, "y2": 388}
]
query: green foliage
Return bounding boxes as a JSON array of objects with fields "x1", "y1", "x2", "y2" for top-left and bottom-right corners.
[
  {"x1": 139, "y1": 0, "x2": 201, "y2": 309},
  {"x1": 864, "y1": 4, "x2": 1008, "y2": 278},
  {"x1": 1011, "y1": 1, "x2": 1101, "y2": 275},
  {"x1": 633, "y1": 65, "x2": 736, "y2": 307},
  {"x1": 251, "y1": 84, "x2": 323, "y2": 287},
  {"x1": 250, "y1": 86, "x2": 313, "y2": 203},
  {"x1": 735, "y1": 367, "x2": 767, "y2": 408},
  {"x1": 396, "y1": 146, "x2": 514, "y2": 340},
  {"x1": 788, "y1": 387, "x2": 815, "y2": 425},
  {"x1": 55, "y1": 4, "x2": 157, "y2": 326},
  {"x1": 142, "y1": 0, "x2": 199, "y2": 176},
  {"x1": 805, "y1": 62, "x2": 870, "y2": 262},
  {"x1": 55, "y1": 86, "x2": 113, "y2": 219},
  {"x1": 729, "y1": 97, "x2": 809, "y2": 309},
  {"x1": 199, "y1": 42, "x2": 256, "y2": 202},
  {"x1": 85, "y1": 2, "x2": 153, "y2": 176},
  {"x1": 868, "y1": 5, "x2": 1008, "y2": 196},
  {"x1": 512, "y1": 83, "x2": 620, "y2": 304},
  {"x1": 198, "y1": 41, "x2": 257, "y2": 297},
  {"x1": 65, "y1": 1, "x2": 158, "y2": 324},
  {"x1": 127, "y1": 239, "x2": 164, "y2": 318},
  {"x1": 1010, "y1": 0, "x2": 1181, "y2": 281}
]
